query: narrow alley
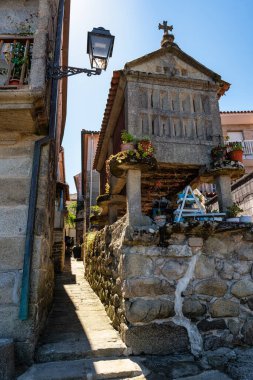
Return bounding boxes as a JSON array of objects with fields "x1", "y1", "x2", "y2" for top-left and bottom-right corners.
[{"x1": 18, "y1": 257, "x2": 146, "y2": 379}]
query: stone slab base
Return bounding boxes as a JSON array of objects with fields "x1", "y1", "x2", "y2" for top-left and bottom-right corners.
[{"x1": 123, "y1": 322, "x2": 189, "y2": 355}]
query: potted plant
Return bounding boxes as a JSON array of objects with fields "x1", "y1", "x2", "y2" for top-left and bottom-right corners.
[
  {"x1": 10, "y1": 42, "x2": 26, "y2": 85},
  {"x1": 211, "y1": 144, "x2": 227, "y2": 161},
  {"x1": 90, "y1": 205, "x2": 101, "y2": 217},
  {"x1": 226, "y1": 202, "x2": 243, "y2": 222},
  {"x1": 227, "y1": 141, "x2": 243, "y2": 162},
  {"x1": 137, "y1": 136, "x2": 152, "y2": 151},
  {"x1": 121, "y1": 130, "x2": 135, "y2": 151},
  {"x1": 152, "y1": 195, "x2": 167, "y2": 227}
]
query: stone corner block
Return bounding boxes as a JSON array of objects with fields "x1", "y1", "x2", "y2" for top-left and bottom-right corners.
[
  {"x1": 188, "y1": 237, "x2": 203, "y2": 247},
  {"x1": 0, "y1": 338, "x2": 15, "y2": 380}
]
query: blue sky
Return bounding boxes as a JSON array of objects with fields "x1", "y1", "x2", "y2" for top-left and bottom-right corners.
[{"x1": 63, "y1": 0, "x2": 253, "y2": 193}]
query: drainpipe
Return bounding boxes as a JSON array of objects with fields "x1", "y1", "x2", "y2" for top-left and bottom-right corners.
[
  {"x1": 89, "y1": 133, "x2": 94, "y2": 213},
  {"x1": 19, "y1": 0, "x2": 65, "y2": 320}
]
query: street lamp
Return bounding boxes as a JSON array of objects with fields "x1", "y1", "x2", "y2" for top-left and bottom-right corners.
[{"x1": 48, "y1": 26, "x2": 115, "y2": 79}]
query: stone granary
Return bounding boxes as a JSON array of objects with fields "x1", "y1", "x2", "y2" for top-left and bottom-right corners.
[
  {"x1": 85, "y1": 22, "x2": 253, "y2": 358},
  {"x1": 0, "y1": 0, "x2": 70, "y2": 368},
  {"x1": 93, "y1": 21, "x2": 242, "y2": 226}
]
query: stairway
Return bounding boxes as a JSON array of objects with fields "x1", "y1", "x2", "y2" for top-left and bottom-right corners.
[{"x1": 18, "y1": 258, "x2": 146, "y2": 379}]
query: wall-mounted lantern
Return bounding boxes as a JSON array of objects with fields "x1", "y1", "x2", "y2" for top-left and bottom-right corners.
[{"x1": 48, "y1": 26, "x2": 115, "y2": 79}]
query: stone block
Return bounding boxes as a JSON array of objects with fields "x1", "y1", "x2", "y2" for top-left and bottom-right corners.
[
  {"x1": 203, "y1": 330, "x2": 233, "y2": 351},
  {"x1": 0, "y1": 305, "x2": 35, "y2": 342},
  {"x1": 247, "y1": 296, "x2": 253, "y2": 310},
  {"x1": 209, "y1": 299, "x2": 239, "y2": 318},
  {"x1": 194, "y1": 256, "x2": 215, "y2": 279},
  {"x1": 242, "y1": 319, "x2": 253, "y2": 345},
  {"x1": 125, "y1": 298, "x2": 174, "y2": 323},
  {"x1": 167, "y1": 233, "x2": 187, "y2": 245},
  {"x1": 204, "y1": 237, "x2": 228, "y2": 257},
  {"x1": 0, "y1": 177, "x2": 30, "y2": 206},
  {"x1": 194, "y1": 279, "x2": 227, "y2": 297},
  {"x1": 0, "y1": 237, "x2": 25, "y2": 271},
  {"x1": 123, "y1": 254, "x2": 153, "y2": 278},
  {"x1": 32, "y1": 236, "x2": 51, "y2": 271},
  {"x1": 233, "y1": 261, "x2": 250, "y2": 275},
  {"x1": 236, "y1": 242, "x2": 253, "y2": 260},
  {"x1": 197, "y1": 319, "x2": 226, "y2": 332},
  {"x1": 123, "y1": 321, "x2": 189, "y2": 355},
  {"x1": 188, "y1": 237, "x2": 203, "y2": 247},
  {"x1": 0, "y1": 338, "x2": 15, "y2": 380},
  {"x1": 182, "y1": 298, "x2": 206, "y2": 318},
  {"x1": 34, "y1": 208, "x2": 49, "y2": 236},
  {"x1": 231, "y1": 279, "x2": 253, "y2": 298},
  {"x1": 219, "y1": 262, "x2": 234, "y2": 280},
  {"x1": 0, "y1": 206, "x2": 28, "y2": 238},
  {"x1": 123, "y1": 277, "x2": 175, "y2": 297},
  {"x1": 227, "y1": 319, "x2": 241, "y2": 336},
  {"x1": 0, "y1": 271, "x2": 21, "y2": 304},
  {"x1": 160, "y1": 259, "x2": 188, "y2": 280},
  {"x1": 206, "y1": 347, "x2": 236, "y2": 369},
  {"x1": 0, "y1": 157, "x2": 32, "y2": 177},
  {"x1": 165, "y1": 244, "x2": 192, "y2": 257}
]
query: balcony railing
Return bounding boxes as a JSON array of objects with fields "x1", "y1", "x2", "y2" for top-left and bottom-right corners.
[
  {"x1": 243, "y1": 140, "x2": 253, "y2": 159},
  {"x1": 0, "y1": 35, "x2": 33, "y2": 88}
]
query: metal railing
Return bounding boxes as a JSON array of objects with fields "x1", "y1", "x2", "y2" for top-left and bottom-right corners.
[
  {"x1": 242, "y1": 140, "x2": 253, "y2": 158},
  {"x1": 0, "y1": 35, "x2": 33, "y2": 87}
]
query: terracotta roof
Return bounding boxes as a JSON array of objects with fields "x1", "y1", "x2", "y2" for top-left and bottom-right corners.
[
  {"x1": 220, "y1": 111, "x2": 253, "y2": 114},
  {"x1": 93, "y1": 70, "x2": 121, "y2": 169},
  {"x1": 81, "y1": 130, "x2": 99, "y2": 134}
]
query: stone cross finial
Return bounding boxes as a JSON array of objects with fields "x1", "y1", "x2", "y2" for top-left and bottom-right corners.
[
  {"x1": 158, "y1": 21, "x2": 176, "y2": 48},
  {"x1": 158, "y1": 21, "x2": 173, "y2": 35}
]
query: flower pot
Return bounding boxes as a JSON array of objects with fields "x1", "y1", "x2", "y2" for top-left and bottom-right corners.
[
  {"x1": 120, "y1": 143, "x2": 135, "y2": 151},
  {"x1": 9, "y1": 79, "x2": 20, "y2": 85},
  {"x1": 139, "y1": 140, "x2": 152, "y2": 151},
  {"x1": 154, "y1": 215, "x2": 166, "y2": 227},
  {"x1": 240, "y1": 215, "x2": 252, "y2": 223},
  {"x1": 228, "y1": 150, "x2": 243, "y2": 162}
]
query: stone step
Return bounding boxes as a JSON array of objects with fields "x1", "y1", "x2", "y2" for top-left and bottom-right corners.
[
  {"x1": 36, "y1": 338, "x2": 128, "y2": 363},
  {"x1": 0, "y1": 205, "x2": 28, "y2": 238},
  {"x1": 176, "y1": 370, "x2": 232, "y2": 380},
  {"x1": 18, "y1": 357, "x2": 144, "y2": 380},
  {"x1": 0, "y1": 177, "x2": 30, "y2": 206}
]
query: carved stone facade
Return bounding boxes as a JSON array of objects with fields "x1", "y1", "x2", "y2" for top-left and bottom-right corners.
[{"x1": 124, "y1": 50, "x2": 225, "y2": 167}]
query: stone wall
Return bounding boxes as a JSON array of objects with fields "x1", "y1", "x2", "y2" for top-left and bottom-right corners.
[
  {"x1": 85, "y1": 218, "x2": 253, "y2": 356},
  {"x1": 0, "y1": 136, "x2": 55, "y2": 364},
  {"x1": 0, "y1": 0, "x2": 39, "y2": 34}
]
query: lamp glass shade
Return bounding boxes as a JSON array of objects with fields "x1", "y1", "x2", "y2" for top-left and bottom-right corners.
[{"x1": 87, "y1": 27, "x2": 114, "y2": 70}]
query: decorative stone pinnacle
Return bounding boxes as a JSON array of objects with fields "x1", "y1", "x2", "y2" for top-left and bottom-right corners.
[{"x1": 158, "y1": 20, "x2": 175, "y2": 48}]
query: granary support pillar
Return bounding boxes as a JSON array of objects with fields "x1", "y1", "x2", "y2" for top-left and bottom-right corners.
[
  {"x1": 126, "y1": 169, "x2": 142, "y2": 225},
  {"x1": 108, "y1": 204, "x2": 118, "y2": 225},
  {"x1": 215, "y1": 175, "x2": 233, "y2": 212}
]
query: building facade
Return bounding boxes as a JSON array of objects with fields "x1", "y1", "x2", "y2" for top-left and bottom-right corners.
[
  {"x1": 221, "y1": 111, "x2": 253, "y2": 172},
  {"x1": 81, "y1": 130, "x2": 100, "y2": 235},
  {"x1": 0, "y1": 0, "x2": 70, "y2": 364}
]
